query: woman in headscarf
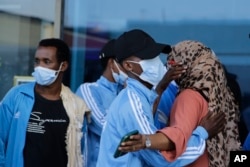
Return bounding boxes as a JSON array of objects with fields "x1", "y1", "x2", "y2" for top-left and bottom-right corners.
[
  {"x1": 118, "y1": 40, "x2": 241, "y2": 167},
  {"x1": 167, "y1": 40, "x2": 241, "y2": 166}
]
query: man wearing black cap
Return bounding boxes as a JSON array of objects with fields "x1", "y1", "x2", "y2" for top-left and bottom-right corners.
[
  {"x1": 96, "y1": 29, "x2": 218, "y2": 167},
  {"x1": 75, "y1": 39, "x2": 127, "y2": 167}
]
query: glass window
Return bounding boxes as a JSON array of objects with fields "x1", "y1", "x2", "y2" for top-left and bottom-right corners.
[
  {"x1": 64, "y1": 0, "x2": 250, "y2": 109},
  {"x1": 0, "y1": 0, "x2": 58, "y2": 99}
]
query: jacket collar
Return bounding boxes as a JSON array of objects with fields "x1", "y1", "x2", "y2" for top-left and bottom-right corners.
[{"x1": 126, "y1": 78, "x2": 158, "y2": 105}]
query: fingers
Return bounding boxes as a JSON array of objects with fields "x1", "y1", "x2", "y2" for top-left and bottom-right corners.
[
  {"x1": 120, "y1": 138, "x2": 141, "y2": 146},
  {"x1": 119, "y1": 141, "x2": 142, "y2": 152},
  {"x1": 118, "y1": 134, "x2": 144, "y2": 152},
  {"x1": 210, "y1": 112, "x2": 224, "y2": 126},
  {"x1": 129, "y1": 134, "x2": 141, "y2": 140},
  {"x1": 118, "y1": 145, "x2": 137, "y2": 152},
  {"x1": 201, "y1": 111, "x2": 213, "y2": 122},
  {"x1": 213, "y1": 112, "x2": 226, "y2": 125},
  {"x1": 217, "y1": 113, "x2": 226, "y2": 130},
  {"x1": 167, "y1": 65, "x2": 187, "y2": 80},
  {"x1": 207, "y1": 112, "x2": 226, "y2": 138}
]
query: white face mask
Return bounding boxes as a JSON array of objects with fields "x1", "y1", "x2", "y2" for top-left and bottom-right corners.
[
  {"x1": 127, "y1": 56, "x2": 166, "y2": 87},
  {"x1": 32, "y1": 63, "x2": 63, "y2": 86}
]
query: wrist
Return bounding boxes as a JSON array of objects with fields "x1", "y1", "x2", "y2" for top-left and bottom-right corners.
[
  {"x1": 155, "y1": 83, "x2": 165, "y2": 95},
  {"x1": 156, "y1": 80, "x2": 170, "y2": 94},
  {"x1": 144, "y1": 135, "x2": 152, "y2": 148}
]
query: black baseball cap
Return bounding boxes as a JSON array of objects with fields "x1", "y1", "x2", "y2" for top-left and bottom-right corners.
[
  {"x1": 99, "y1": 39, "x2": 116, "y2": 60},
  {"x1": 114, "y1": 29, "x2": 171, "y2": 63}
]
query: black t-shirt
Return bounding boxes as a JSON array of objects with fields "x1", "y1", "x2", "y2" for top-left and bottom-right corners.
[{"x1": 23, "y1": 91, "x2": 69, "y2": 167}]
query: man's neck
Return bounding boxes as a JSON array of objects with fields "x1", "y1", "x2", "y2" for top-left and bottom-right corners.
[
  {"x1": 35, "y1": 83, "x2": 62, "y2": 100},
  {"x1": 103, "y1": 69, "x2": 115, "y2": 83}
]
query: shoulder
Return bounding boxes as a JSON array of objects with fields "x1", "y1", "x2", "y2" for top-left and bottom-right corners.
[
  {"x1": 179, "y1": 89, "x2": 204, "y2": 99},
  {"x1": 1, "y1": 82, "x2": 35, "y2": 104},
  {"x1": 177, "y1": 89, "x2": 207, "y2": 106},
  {"x1": 79, "y1": 82, "x2": 99, "y2": 88},
  {"x1": 62, "y1": 85, "x2": 90, "y2": 111},
  {"x1": 76, "y1": 82, "x2": 99, "y2": 94},
  {"x1": 5, "y1": 82, "x2": 35, "y2": 97},
  {"x1": 75, "y1": 83, "x2": 102, "y2": 103},
  {"x1": 109, "y1": 89, "x2": 130, "y2": 111}
]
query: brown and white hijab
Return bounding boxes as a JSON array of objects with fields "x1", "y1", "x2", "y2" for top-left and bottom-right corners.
[{"x1": 168, "y1": 40, "x2": 241, "y2": 167}]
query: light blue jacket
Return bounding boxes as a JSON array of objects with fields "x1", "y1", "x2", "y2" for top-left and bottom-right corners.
[
  {"x1": 243, "y1": 133, "x2": 250, "y2": 150},
  {"x1": 75, "y1": 76, "x2": 122, "y2": 167},
  {"x1": 96, "y1": 78, "x2": 207, "y2": 167},
  {"x1": 154, "y1": 82, "x2": 178, "y2": 129},
  {"x1": 0, "y1": 82, "x2": 88, "y2": 167},
  {"x1": 0, "y1": 83, "x2": 36, "y2": 167}
]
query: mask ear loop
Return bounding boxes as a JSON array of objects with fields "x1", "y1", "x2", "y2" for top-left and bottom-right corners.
[
  {"x1": 124, "y1": 60, "x2": 141, "y2": 78},
  {"x1": 113, "y1": 60, "x2": 121, "y2": 71},
  {"x1": 113, "y1": 60, "x2": 128, "y2": 78},
  {"x1": 112, "y1": 60, "x2": 120, "y2": 76},
  {"x1": 55, "y1": 62, "x2": 64, "y2": 75}
]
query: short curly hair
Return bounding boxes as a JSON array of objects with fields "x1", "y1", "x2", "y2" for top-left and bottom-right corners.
[{"x1": 38, "y1": 38, "x2": 70, "y2": 63}]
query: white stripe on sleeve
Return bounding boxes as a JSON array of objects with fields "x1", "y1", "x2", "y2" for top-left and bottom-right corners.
[
  {"x1": 128, "y1": 90, "x2": 154, "y2": 134},
  {"x1": 177, "y1": 138, "x2": 206, "y2": 160},
  {"x1": 80, "y1": 83, "x2": 105, "y2": 125}
]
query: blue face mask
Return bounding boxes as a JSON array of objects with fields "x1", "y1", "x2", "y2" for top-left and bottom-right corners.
[
  {"x1": 127, "y1": 56, "x2": 166, "y2": 87},
  {"x1": 32, "y1": 63, "x2": 63, "y2": 86},
  {"x1": 111, "y1": 69, "x2": 128, "y2": 85},
  {"x1": 113, "y1": 60, "x2": 128, "y2": 85},
  {"x1": 111, "y1": 70, "x2": 120, "y2": 83}
]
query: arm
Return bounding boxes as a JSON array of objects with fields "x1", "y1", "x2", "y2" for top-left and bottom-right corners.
[
  {"x1": 118, "y1": 111, "x2": 225, "y2": 166},
  {"x1": 119, "y1": 90, "x2": 205, "y2": 153},
  {"x1": 243, "y1": 133, "x2": 250, "y2": 151},
  {"x1": 153, "y1": 63, "x2": 186, "y2": 114},
  {"x1": 154, "y1": 83, "x2": 178, "y2": 129},
  {"x1": 0, "y1": 90, "x2": 15, "y2": 166},
  {"x1": 119, "y1": 110, "x2": 225, "y2": 151},
  {"x1": 137, "y1": 126, "x2": 208, "y2": 167},
  {"x1": 75, "y1": 83, "x2": 106, "y2": 135},
  {"x1": 116, "y1": 90, "x2": 213, "y2": 166},
  {"x1": 81, "y1": 114, "x2": 89, "y2": 166},
  {"x1": 158, "y1": 90, "x2": 208, "y2": 161}
]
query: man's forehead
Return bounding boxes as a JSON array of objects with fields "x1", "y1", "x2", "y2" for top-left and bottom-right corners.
[{"x1": 35, "y1": 46, "x2": 57, "y2": 59}]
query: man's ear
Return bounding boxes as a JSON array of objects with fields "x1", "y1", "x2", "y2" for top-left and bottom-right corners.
[
  {"x1": 108, "y1": 58, "x2": 118, "y2": 73},
  {"x1": 108, "y1": 58, "x2": 115, "y2": 69},
  {"x1": 61, "y1": 61, "x2": 68, "y2": 72},
  {"x1": 122, "y1": 61, "x2": 133, "y2": 72}
]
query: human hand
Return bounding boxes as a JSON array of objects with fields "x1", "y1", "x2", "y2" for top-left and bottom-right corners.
[
  {"x1": 164, "y1": 62, "x2": 187, "y2": 81},
  {"x1": 155, "y1": 62, "x2": 187, "y2": 95},
  {"x1": 199, "y1": 111, "x2": 226, "y2": 139},
  {"x1": 118, "y1": 134, "x2": 145, "y2": 152}
]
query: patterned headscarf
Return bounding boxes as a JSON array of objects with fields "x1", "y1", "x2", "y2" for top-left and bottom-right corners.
[{"x1": 168, "y1": 40, "x2": 241, "y2": 167}]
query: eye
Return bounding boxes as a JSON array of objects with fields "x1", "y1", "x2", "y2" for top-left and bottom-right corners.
[
  {"x1": 44, "y1": 59, "x2": 51, "y2": 64},
  {"x1": 34, "y1": 59, "x2": 39, "y2": 65}
]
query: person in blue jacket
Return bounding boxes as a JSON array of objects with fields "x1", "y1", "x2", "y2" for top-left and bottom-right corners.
[
  {"x1": 96, "y1": 29, "x2": 225, "y2": 167},
  {"x1": 242, "y1": 106, "x2": 250, "y2": 151},
  {"x1": 154, "y1": 81, "x2": 178, "y2": 129},
  {"x1": 75, "y1": 39, "x2": 128, "y2": 167},
  {"x1": 243, "y1": 133, "x2": 250, "y2": 150},
  {"x1": 0, "y1": 38, "x2": 90, "y2": 167}
]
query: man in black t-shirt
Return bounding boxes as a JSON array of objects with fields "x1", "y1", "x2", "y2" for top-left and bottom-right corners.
[{"x1": 0, "y1": 38, "x2": 90, "y2": 167}]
